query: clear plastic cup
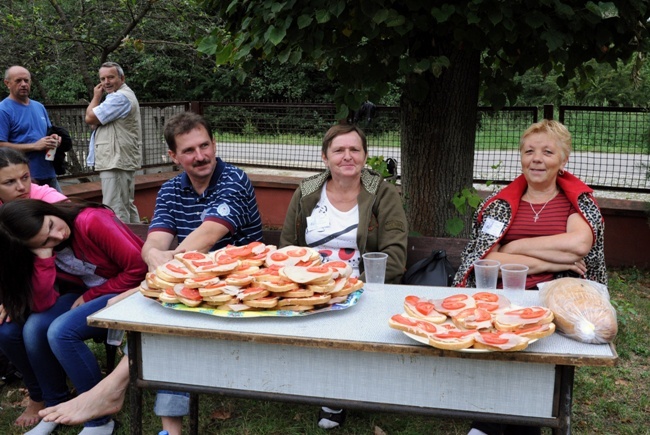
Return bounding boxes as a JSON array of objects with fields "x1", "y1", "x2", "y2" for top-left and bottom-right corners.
[
  {"x1": 362, "y1": 252, "x2": 388, "y2": 286},
  {"x1": 500, "y1": 264, "x2": 529, "y2": 290},
  {"x1": 473, "y1": 259, "x2": 500, "y2": 289},
  {"x1": 106, "y1": 329, "x2": 125, "y2": 346}
]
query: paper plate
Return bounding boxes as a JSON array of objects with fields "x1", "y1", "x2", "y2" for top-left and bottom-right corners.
[{"x1": 402, "y1": 331, "x2": 536, "y2": 352}]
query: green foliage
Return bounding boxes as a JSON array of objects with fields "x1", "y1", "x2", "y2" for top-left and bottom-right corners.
[
  {"x1": 196, "y1": 0, "x2": 650, "y2": 238},
  {"x1": 607, "y1": 270, "x2": 641, "y2": 330},
  {"x1": 366, "y1": 155, "x2": 396, "y2": 184},
  {"x1": 446, "y1": 187, "x2": 483, "y2": 236},
  {"x1": 446, "y1": 161, "x2": 501, "y2": 236},
  {"x1": 512, "y1": 55, "x2": 650, "y2": 107},
  {"x1": 610, "y1": 297, "x2": 638, "y2": 329}
]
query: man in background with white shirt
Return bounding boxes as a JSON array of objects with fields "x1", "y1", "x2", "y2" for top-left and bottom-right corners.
[{"x1": 85, "y1": 62, "x2": 142, "y2": 223}]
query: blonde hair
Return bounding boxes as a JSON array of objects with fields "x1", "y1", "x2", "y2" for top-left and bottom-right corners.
[{"x1": 519, "y1": 120, "x2": 572, "y2": 161}]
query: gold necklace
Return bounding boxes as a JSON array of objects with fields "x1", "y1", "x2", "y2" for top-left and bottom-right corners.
[{"x1": 528, "y1": 192, "x2": 557, "y2": 222}]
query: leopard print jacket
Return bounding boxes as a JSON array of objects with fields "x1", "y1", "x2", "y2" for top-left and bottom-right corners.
[{"x1": 453, "y1": 180, "x2": 607, "y2": 288}]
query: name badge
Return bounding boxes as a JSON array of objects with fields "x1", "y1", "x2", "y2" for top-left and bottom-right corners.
[
  {"x1": 482, "y1": 217, "x2": 505, "y2": 237},
  {"x1": 307, "y1": 214, "x2": 330, "y2": 232}
]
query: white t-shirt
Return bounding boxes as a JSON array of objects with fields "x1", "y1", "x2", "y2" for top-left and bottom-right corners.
[{"x1": 305, "y1": 183, "x2": 361, "y2": 276}]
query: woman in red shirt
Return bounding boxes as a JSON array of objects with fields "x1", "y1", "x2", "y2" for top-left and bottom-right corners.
[{"x1": 0, "y1": 199, "x2": 146, "y2": 434}]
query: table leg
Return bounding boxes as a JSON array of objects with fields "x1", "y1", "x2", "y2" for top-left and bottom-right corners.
[
  {"x1": 128, "y1": 332, "x2": 143, "y2": 435},
  {"x1": 189, "y1": 393, "x2": 199, "y2": 435},
  {"x1": 553, "y1": 365, "x2": 574, "y2": 435}
]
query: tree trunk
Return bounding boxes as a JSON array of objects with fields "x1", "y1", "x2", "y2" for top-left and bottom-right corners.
[{"x1": 401, "y1": 45, "x2": 481, "y2": 237}]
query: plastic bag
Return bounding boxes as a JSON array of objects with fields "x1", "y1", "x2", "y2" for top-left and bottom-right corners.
[
  {"x1": 402, "y1": 250, "x2": 455, "y2": 287},
  {"x1": 538, "y1": 277, "x2": 617, "y2": 344}
]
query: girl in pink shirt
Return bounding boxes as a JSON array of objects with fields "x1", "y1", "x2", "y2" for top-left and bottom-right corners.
[{"x1": 0, "y1": 148, "x2": 67, "y2": 205}]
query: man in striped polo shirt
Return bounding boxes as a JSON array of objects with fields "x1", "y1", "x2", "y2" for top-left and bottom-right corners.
[
  {"x1": 141, "y1": 111, "x2": 263, "y2": 434},
  {"x1": 142, "y1": 111, "x2": 263, "y2": 268}
]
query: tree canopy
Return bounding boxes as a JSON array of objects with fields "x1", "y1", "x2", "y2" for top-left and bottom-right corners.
[
  {"x1": 0, "y1": 0, "x2": 341, "y2": 103},
  {"x1": 198, "y1": 0, "x2": 650, "y2": 236},
  {"x1": 2, "y1": 1, "x2": 650, "y2": 236}
]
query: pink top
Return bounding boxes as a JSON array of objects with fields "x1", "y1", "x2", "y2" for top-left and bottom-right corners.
[
  {"x1": 0, "y1": 183, "x2": 67, "y2": 206},
  {"x1": 29, "y1": 183, "x2": 67, "y2": 203}
]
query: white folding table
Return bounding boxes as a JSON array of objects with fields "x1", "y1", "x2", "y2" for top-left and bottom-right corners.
[{"x1": 88, "y1": 285, "x2": 617, "y2": 434}]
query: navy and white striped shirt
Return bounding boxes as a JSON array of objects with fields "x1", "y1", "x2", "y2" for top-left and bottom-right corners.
[{"x1": 149, "y1": 158, "x2": 263, "y2": 250}]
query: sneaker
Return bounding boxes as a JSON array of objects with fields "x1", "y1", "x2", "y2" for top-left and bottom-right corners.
[
  {"x1": 317, "y1": 407, "x2": 347, "y2": 430},
  {"x1": 0, "y1": 369, "x2": 22, "y2": 385}
]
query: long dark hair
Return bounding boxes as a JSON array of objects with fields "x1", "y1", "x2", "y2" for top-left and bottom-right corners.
[
  {"x1": 0, "y1": 199, "x2": 104, "y2": 321},
  {"x1": 0, "y1": 147, "x2": 30, "y2": 169}
]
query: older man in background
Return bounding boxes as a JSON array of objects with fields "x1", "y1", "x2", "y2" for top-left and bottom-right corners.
[
  {"x1": 85, "y1": 61, "x2": 142, "y2": 223},
  {"x1": 0, "y1": 66, "x2": 63, "y2": 192}
]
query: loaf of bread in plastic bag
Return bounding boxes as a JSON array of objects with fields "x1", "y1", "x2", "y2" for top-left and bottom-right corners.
[{"x1": 538, "y1": 278, "x2": 617, "y2": 344}]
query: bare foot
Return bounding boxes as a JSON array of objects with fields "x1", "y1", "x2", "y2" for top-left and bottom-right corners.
[
  {"x1": 39, "y1": 357, "x2": 129, "y2": 425},
  {"x1": 38, "y1": 386, "x2": 125, "y2": 425},
  {"x1": 15, "y1": 398, "x2": 44, "y2": 427}
]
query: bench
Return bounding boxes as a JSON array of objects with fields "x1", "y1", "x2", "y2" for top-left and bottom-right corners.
[
  {"x1": 125, "y1": 224, "x2": 468, "y2": 274},
  {"x1": 259, "y1": 229, "x2": 467, "y2": 271}
]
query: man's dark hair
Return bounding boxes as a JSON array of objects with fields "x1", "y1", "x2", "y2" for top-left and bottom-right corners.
[{"x1": 163, "y1": 112, "x2": 214, "y2": 153}]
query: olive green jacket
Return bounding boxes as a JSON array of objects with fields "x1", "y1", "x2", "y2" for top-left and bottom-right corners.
[{"x1": 280, "y1": 168, "x2": 408, "y2": 284}]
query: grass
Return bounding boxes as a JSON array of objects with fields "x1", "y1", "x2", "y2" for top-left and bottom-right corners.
[{"x1": 1, "y1": 267, "x2": 648, "y2": 434}]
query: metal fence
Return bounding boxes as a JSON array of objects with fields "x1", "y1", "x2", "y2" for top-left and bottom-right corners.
[
  {"x1": 46, "y1": 101, "x2": 649, "y2": 192},
  {"x1": 559, "y1": 106, "x2": 650, "y2": 191},
  {"x1": 48, "y1": 102, "x2": 188, "y2": 176}
]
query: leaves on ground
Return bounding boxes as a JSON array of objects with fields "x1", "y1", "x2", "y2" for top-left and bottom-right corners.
[{"x1": 209, "y1": 406, "x2": 232, "y2": 421}]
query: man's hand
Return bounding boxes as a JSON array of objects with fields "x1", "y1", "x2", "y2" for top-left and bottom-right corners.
[
  {"x1": 143, "y1": 247, "x2": 177, "y2": 272},
  {"x1": 85, "y1": 83, "x2": 105, "y2": 126},
  {"x1": 33, "y1": 136, "x2": 60, "y2": 152},
  {"x1": 93, "y1": 83, "x2": 104, "y2": 99}
]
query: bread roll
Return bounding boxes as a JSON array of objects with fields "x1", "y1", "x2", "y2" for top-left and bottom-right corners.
[{"x1": 539, "y1": 278, "x2": 617, "y2": 344}]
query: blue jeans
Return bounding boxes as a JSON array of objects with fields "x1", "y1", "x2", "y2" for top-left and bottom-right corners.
[
  {"x1": 48, "y1": 293, "x2": 116, "y2": 427},
  {"x1": 155, "y1": 391, "x2": 190, "y2": 417},
  {"x1": 0, "y1": 293, "x2": 77, "y2": 406}
]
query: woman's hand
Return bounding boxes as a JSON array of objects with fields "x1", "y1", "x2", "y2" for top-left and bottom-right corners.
[
  {"x1": 31, "y1": 247, "x2": 54, "y2": 259},
  {"x1": 71, "y1": 295, "x2": 86, "y2": 309},
  {"x1": 107, "y1": 288, "x2": 139, "y2": 307},
  {"x1": 572, "y1": 258, "x2": 587, "y2": 277},
  {"x1": 0, "y1": 304, "x2": 10, "y2": 324}
]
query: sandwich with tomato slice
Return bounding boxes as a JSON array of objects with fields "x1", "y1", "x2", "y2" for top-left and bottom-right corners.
[
  {"x1": 403, "y1": 295, "x2": 446, "y2": 323},
  {"x1": 451, "y1": 307, "x2": 494, "y2": 330},
  {"x1": 173, "y1": 284, "x2": 203, "y2": 307},
  {"x1": 427, "y1": 328, "x2": 477, "y2": 350},
  {"x1": 431, "y1": 293, "x2": 476, "y2": 317},
  {"x1": 494, "y1": 306, "x2": 556, "y2": 339},
  {"x1": 156, "y1": 259, "x2": 194, "y2": 283},
  {"x1": 388, "y1": 314, "x2": 442, "y2": 338},
  {"x1": 473, "y1": 330, "x2": 531, "y2": 351}
]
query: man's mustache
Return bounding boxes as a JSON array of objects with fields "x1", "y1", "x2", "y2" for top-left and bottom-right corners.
[{"x1": 192, "y1": 160, "x2": 210, "y2": 168}]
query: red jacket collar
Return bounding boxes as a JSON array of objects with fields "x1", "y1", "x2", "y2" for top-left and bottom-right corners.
[{"x1": 479, "y1": 171, "x2": 595, "y2": 223}]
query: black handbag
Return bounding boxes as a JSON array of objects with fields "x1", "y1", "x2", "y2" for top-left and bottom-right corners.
[
  {"x1": 47, "y1": 125, "x2": 73, "y2": 175},
  {"x1": 402, "y1": 249, "x2": 456, "y2": 287}
]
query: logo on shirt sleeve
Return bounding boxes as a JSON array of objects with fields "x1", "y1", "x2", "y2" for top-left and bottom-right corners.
[{"x1": 217, "y1": 203, "x2": 231, "y2": 217}]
